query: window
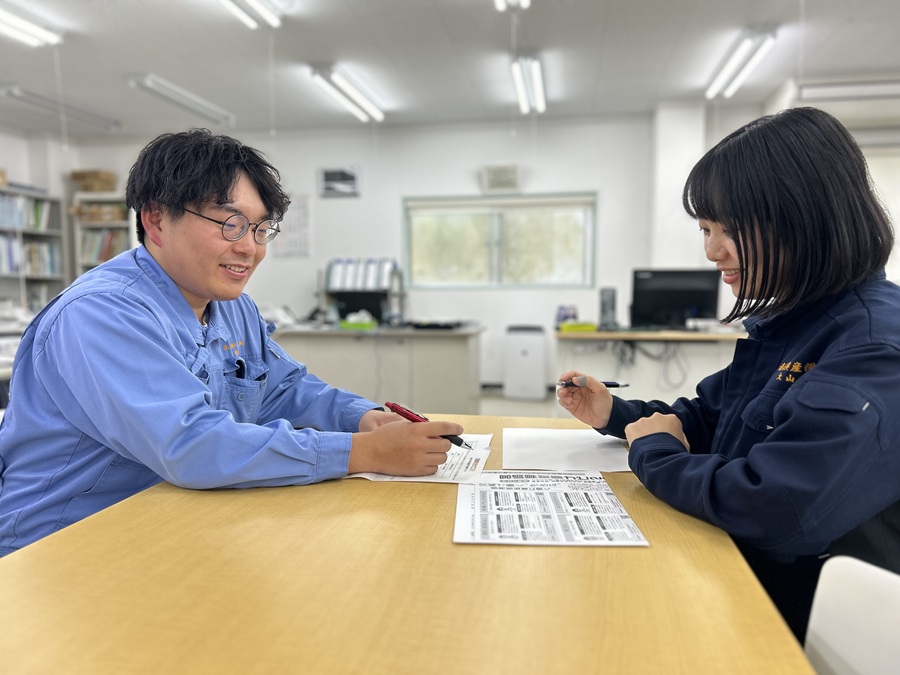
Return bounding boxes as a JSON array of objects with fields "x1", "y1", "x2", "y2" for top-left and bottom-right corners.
[{"x1": 404, "y1": 194, "x2": 595, "y2": 288}]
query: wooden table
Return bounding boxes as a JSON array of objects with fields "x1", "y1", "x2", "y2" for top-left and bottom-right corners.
[{"x1": 0, "y1": 416, "x2": 812, "y2": 674}]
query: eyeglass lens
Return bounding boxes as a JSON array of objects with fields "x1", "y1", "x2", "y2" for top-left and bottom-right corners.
[{"x1": 221, "y1": 214, "x2": 280, "y2": 243}]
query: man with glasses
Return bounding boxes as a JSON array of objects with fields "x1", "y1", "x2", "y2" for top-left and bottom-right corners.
[{"x1": 0, "y1": 129, "x2": 460, "y2": 556}]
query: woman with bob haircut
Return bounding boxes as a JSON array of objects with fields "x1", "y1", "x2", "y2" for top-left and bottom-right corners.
[{"x1": 558, "y1": 106, "x2": 900, "y2": 642}]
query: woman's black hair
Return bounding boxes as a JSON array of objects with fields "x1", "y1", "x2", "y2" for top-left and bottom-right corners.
[
  {"x1": 126, "y1": 129, "x2": 290, "y2": 244},
  {"x1": 683, "y1": 106, "x2": 894, "y2": 323}
]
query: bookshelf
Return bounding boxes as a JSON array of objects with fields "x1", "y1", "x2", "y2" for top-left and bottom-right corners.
[
  {"x1": 0, "y1": 186, "x2": 66, "y2": 313},
  {"x1": 72, "y1": 192, "x2": 137, "y2": 276}
]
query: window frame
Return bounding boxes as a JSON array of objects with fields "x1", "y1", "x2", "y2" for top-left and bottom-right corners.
[{"x1": 402, "y1": 192, "x2": 597, "y2": 290}]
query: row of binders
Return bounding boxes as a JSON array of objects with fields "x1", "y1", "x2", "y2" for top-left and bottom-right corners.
[
  {"x1": 0, "y1": 194, "x2": 53, "y2": 231},
  {"x1": 0, "y1": 233, "x2": 62, "y2": 276},
  {"x1": 326, "y1": 257, "x2": 400, "y2": 292}
]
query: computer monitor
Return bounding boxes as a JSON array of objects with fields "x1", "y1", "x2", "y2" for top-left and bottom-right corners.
[
  {"x1": 629, "y1": 269, "x2": 720, "y2": 329},
  {"x1": 329, "y1": 290, "x2": 386, "y2": 323}
]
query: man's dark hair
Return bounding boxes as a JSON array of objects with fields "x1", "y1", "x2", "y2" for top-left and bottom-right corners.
[
  {"x1": 683, "y1": 106, "x2": 894, "y2": 323},
  {"x1": 126, "y1": 129, "x2": 290, "y2": 244}
]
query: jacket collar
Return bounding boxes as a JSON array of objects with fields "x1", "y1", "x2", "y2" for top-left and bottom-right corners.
[{"x1": 743, "y1": 269, "x2": 887, "y2": 340}]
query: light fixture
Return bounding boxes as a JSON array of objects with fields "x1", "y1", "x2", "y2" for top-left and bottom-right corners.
[
  {"x1": 218, "y1": 0, "x2": 281, "y2": 29},
  {"x1": 0, "y1": 86, "x2": 120, "y2": 131},
  {"x1": 245, "y1": 0, "x2": 281, "y2": 27},
  {"x1": 311, "y1": 68, "x2": 384, "y2": 123},
  {"x1": 128, "y1": 73, "x2": 237, "y2": 127},
  {"x1": 511, "y1": 56, "x2": 546, "y2": 114},
  {"x1": 494, "y1": 0, "x2": 531, "y2": 11},
  {"x1": 0, "y1": 6, "x2": 62, "y2": 46},
  {"x1": 798, "y1": 80, "x2": 900, "y2": 101},
  {"x1": 705, "y1": 31, "x2": 776, "y2": 100}
]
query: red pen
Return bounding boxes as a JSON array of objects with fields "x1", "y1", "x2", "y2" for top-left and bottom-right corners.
[{"x1": 384, "y1": 401, "x2": 473, "y2": 449}]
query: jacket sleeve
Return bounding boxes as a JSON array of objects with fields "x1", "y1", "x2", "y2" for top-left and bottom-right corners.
[
  {"x1": 256, "y1": 323, "x2": 379, "y2": 432},
  {"x1": 33, "y1": 293, "x2": 356, "y2": 489},
  {"x1": 602, "y1": 365, "x2": 729, "y2": 454},
  {"x1": 627, "y1": 345, "x2": 900, "y2": 562}
]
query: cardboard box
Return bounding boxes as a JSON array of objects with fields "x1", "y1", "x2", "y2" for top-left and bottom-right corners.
[
  {"x1": 71, "y1": 170, "x2": 116, "y2": 192},
  {"x1": 75, "y1": 203, "x2": 128, "y2": 223},
  {"x1": 0, "y1": 168, "x2": 7, "y2": 187}
]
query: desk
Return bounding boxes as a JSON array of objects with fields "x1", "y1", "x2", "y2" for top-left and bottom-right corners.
[
  {"x1": 557, "y1": 329, "x2": 745, "y2": 342},
  {"x1": 556, "y1": 331, "x2": 743, "y2": 399},
  {"x1": 0, "y1": 416, "x2": 812, "y2": 674}
]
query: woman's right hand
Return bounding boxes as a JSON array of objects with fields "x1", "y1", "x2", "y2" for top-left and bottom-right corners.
[{"x1": 556, "y1": 371, "x2": 615, "y2": 429}]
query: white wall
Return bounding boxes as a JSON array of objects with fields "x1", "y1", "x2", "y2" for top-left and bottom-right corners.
[
  {"x1": 651, "y1": 102, "x2": 707, "y2": 267},
  {"x1": 0, "y1": 129, "x2": 81, "y2": 195},
  {"x1": 0, "y1": 131, "x2": 31, "y2": 187}
]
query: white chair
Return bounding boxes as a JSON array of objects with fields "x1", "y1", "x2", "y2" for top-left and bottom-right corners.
[{"x1": 805, "y1": 555, "x2": 900, "y2": 674}]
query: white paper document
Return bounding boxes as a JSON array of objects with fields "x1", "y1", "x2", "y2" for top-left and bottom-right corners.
[
  {"x1": 348, "y1": 434, "x2": 492, "y2": 483},
  {"x1": 453, "y1": 471, "x2": 648, "y2": 546},
  {"x1": 502, "y1": 427, "x2": 631, "y2": 473}
]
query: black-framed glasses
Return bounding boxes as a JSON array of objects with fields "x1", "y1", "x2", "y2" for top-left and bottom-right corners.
[{"x1": 182, "y1": 207, "x2": 281, "y2": 244}]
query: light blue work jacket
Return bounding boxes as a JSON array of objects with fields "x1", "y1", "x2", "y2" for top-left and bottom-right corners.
[{"x1": 0, "y1": 247, "x2": 377, "y2": 555}]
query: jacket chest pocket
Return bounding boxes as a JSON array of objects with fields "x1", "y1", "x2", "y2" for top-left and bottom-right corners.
[
  {"x1": 221, "y1": 358, "x2": 269, "y2": 423},
  {"x1": 741, "y1": 390, "x2": 782, "y2": 434}
]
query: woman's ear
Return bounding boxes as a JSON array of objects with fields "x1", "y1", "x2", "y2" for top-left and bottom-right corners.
[{"x1": 142, "y1": 203, "x2": 165, "y2": 248}]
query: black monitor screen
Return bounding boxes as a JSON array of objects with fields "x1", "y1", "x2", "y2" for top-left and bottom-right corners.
[
  {"x1": 329, "y1": 290, "x2": 386, "y2": 323},
  {"x1": 629, "y1": 269, "x2": 720, "y2": 329}
]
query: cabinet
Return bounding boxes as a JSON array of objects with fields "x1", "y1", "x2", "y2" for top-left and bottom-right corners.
[
  {"x1": 72, "y1": 191, "x2": 136, "y2": 276},
  {"x1": 273, "y1": 325, "x2": 482, "y2": 414},
  {"x1": 0, "y1": 186, "x2": 66, "y2": 312}
]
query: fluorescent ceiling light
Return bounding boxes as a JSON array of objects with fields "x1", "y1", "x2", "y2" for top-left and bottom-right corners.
[
  {"x1": 312, "y1": 68, "x2": 384, "y2": 123},
  {"x1": 511, "y1": 60, "x2": 529, "y2": 114},
  {"x1": 799, "y1": 81, "x2": 900, "y2": 101},
  {"x1": 219, "y1": 0, "x2": 281, "y2": 29},
  {"x1": 0, "y1": 6, "x2": 62, "y2": 46},
  {"x1": 128, "y1": 73, "x2": 237, "y2": 127},
  {"x1": 219, "y1": 0, "x2": 257, "y2": 29},
  {"x1": 312, "y1": 73, "x2": 369, "y2": 122},
  {"x1": 722, "y1": 34, "x2": 775, "y2": 98},
  {"x1": 511, "y1": 56, "x2": 546, "y2": 114},
  {"x1": 494, "y1": 0, "x2": 531, "y2": 11},
  {"x1": 245, "y1": 0, "x2": 281, "y2": 28},
  {"x1": 330, "y1": 72, "x2": 384, "y2": 122},
  {"x1": 705, "y1": 31, "x2": 776, "y2": 100},
  {"x1": 0, "y1": 86, "x2": 120, "y2": 131},
  {"x1": 529, "y1": 58, "x2": 546, "y2": 113}
]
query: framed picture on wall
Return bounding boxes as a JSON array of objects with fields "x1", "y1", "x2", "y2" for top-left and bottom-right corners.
[{"x1": 319, "y1": 167, "x2": 360, "y2": 198}]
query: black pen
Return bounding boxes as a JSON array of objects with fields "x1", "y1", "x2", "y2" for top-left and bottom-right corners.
[
  {"x1": 557, "y1": 379, "x2": 629, "y2": 388},
  {"x1": 384, "y1": 401, "x2": 474, "y2": 449}
]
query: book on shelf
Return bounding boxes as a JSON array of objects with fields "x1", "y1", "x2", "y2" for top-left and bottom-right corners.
[
  {"x1": 0, "y1": 233, "x2": 22, "y2": 274},
  {"x1": 31, "y1": 199, "x2": 52, "y2": 231},
  {"x1": 0, "y1": 193, "x2": 26, "y2": 229},
  {"x1": 22, "y1": 241, "x2": 61, "y2": 276},
  {"x1": 0, "y1": 194, "x2": 54, "y2": 231},
  {"x1": 80, "y1": 228, "x2": 129, "y2": 265}
]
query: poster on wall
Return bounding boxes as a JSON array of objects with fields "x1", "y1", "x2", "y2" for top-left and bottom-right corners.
[
  {"x1": 272, "y1": 194, "x2": 311, "y2": 258},
  {"x1": 319, "y1": 167, "x2": 360, "y2": 198}
]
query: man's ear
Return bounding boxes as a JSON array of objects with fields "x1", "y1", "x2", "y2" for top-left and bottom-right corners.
[{"x1": 142, "y1": 203, "x2": 165, "y2": 248}]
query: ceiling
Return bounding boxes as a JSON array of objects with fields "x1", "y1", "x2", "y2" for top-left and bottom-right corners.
[{"x1": 1, "y1": 0, "x2": 900, "y2": 143}]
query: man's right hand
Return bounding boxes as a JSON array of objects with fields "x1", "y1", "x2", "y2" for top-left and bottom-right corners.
[{"x1": 348, "y1": 419, "x2": 463, "y2": 476}]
